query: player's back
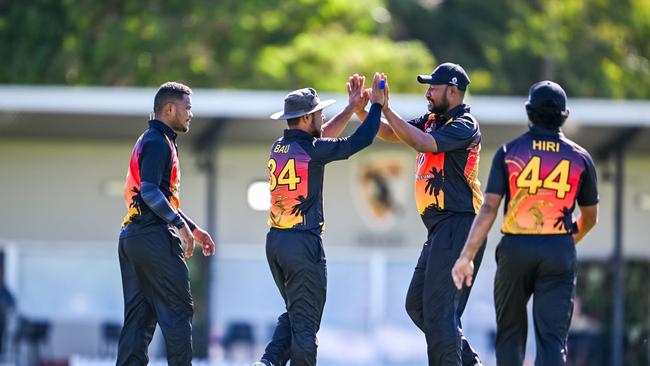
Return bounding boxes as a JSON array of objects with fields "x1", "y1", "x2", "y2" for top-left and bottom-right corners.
[
  {"x1": 267, "y1": 130, "x2": 323, "y2": 231},
  {"x1": 499, "y1": 127, "x2": 595, "y2": 235}
]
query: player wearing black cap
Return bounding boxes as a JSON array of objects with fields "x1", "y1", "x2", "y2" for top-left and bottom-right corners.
[
  {"x1": 452, "y1": 80, "x2": 599, "y2": 366},
  {"x1": 354, "y1": 63, "x2": 484, "y2": 366},
  {"x1": 254, "y1": 73, "x2": 387, "y2": 366}
]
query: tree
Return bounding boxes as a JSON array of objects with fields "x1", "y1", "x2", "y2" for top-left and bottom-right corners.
[
  {"x1": 387, "y1": 0, "x2": 650, "y2": 98},
  {"x1": 0, "y1": 0, "x2": 434, "y2": 91}
]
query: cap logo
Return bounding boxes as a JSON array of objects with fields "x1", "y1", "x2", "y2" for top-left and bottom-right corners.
[{"x1": 451, "y1": 77, "x2": 458, "y2": 85}]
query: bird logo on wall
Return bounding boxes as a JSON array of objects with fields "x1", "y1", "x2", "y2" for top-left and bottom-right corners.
[{"x1": 352, "y1": 152, "x2": 409, "y2": 230}]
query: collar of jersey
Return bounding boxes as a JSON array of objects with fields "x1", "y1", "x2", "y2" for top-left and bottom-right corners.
[
  {"x1": 283, "y1": 128, "x2": 314, "y2": 139},
  {"x1": 148, "y1": 119, "x2": 177, "y2": 139},
  {"x1": 528, "y1": 125, "x2": 563, "y2": 137},
  {"x1": 430, "y1": 103, "x2": 471, "y2": 123}
]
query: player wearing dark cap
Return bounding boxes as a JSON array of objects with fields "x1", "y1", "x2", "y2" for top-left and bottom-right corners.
[
  {"x1": 354, "y1": 63, "x2": 484, "y2": 366},
  {"x1": 452, "y1": 80, "x2": 599, "y2": 366},
  {"x1": 254, "y1": 73, "x2": 387, "y2": 366}
]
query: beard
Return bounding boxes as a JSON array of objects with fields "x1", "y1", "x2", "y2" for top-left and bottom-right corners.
[
  {"x1": 310, "y1": 119, "x2": 322, "y2": 138},
  {"x1": 428, "y1": 87, "x2": 450, "y2": 115},
  {"x1": 429, "y1": 96, "x2": 449, "y2": 115},
  {"x1": 173, "y1": 114, "x2": 190, "y2": 133}
]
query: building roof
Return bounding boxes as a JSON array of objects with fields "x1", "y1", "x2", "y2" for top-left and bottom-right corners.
[{"x1": 1, "y1": 85, "x2": 649, "y2": 152}]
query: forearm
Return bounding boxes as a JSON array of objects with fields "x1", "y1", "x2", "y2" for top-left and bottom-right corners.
[
  {"x1": 346, "y1": 103, "x2": 382, "y2": 153},
  {"x1": 321, "y1": 105, "x2": 356, "y2": 138},
  {"x1": 459, "y1": 200, "x2": 500, "y2": 260},
  {"x1": 355, "y1": 109, "x2": 400, "y2": 142},
  {"x1": 179, "y1": 209, "x2": 198, "y2": 232},
  {"x1": 573, "y1": 207, "x2": 598, "y2": 244},
  {"x1": 140, "y1": 181, "x2": 186, "y2": 228},
  {"x1": 383, "y1": 106, "x2": 437, "y2": 152}
]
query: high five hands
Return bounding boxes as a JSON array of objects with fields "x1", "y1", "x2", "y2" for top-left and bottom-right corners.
[
  {"x1": 348, "y1": 74, "x2": 369, "y2": 113},
  {"x1": 369, "y1": 72, "x2": 388, "y2": 107}
]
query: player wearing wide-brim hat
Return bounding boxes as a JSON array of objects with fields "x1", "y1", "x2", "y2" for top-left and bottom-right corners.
[
  {"x1": 270, "y1": 87, "x2": 336, "y2": 120},
  {"x1": 255, "y1": 74, "x2": 387, "y2": 366}
]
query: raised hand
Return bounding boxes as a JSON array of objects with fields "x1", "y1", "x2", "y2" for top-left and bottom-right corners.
[
  {"x1": 347, "y1": 74, "x2": 369, "y2": 113},
  {"x1": 369, "y1": 72, "x2": 387, "y2": 107}
]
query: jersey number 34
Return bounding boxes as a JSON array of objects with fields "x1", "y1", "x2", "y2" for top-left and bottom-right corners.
[{"x1": 268, "y1": 158, "x2": 301, "y2": 191}]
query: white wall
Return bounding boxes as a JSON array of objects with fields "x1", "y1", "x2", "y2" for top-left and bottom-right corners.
[
  {"x1": 0, "y1": 137, "x2": 647, "y2": 362},
  {"x1": 0, "y1": 138, "x2": 647, "y2": 256},
  {"x1": 0, "y1": 137, "x2": 650, "y2": 257},
  {"x1": 0, "y1": 138, "x2": 206, "y2": 242},
  {"x1": 215, "y1": 142, "x2": 649, "y2": 259}
]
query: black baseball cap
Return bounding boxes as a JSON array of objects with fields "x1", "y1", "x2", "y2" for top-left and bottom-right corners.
[
  {"x1": 526, "y1": 80, "x2": 568, "y2": 115},
  {"x1": 270, "y1": 88, "x2": 335, "y2": 120},
  {"x1": 417, "y1": 63, "x2": 471, "y2": 91}
]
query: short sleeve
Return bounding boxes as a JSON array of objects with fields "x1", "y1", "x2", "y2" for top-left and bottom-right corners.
[
  {"x1": 577, "y1": 152, "x2": 599, "y2": 206},
  {"x1": 431, "y1": 116, "x2": 479, "y2": 152},
  {"x1": 407, "y1": 114, "x2": 429, "y2": 131},
  {"x1": 485, "y1": 145, "x2": 507, "y2": 196}
]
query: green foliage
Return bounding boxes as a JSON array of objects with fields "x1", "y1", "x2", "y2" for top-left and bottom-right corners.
[
  {"x1": 577, "y1": 260, "x2": 650, "y2": 365},
  {"x1": 256, "y1": 27, "x2": 434, "y2": 93},
  {"x1": 2, "y1": 0, "x2": 649, "y2": 98},
  {"x1": 0, "y1": 0, "x2": 433, "y2": 91},
  {"x1": 387, "y1": 0, "x2": 650, "y2": 98}
]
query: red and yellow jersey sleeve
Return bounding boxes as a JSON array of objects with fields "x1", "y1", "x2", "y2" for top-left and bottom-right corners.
[
  {"x1": 464, "y1": 142, "x2": 484, "y2": 213},
  {"x1": 121, "y1": 132, "x2": 181, "y2": 227},
  {"x1": 413, "y1": 114, "x2": 483, "y2": 219},
  {"x1": 122, "y1": 135, "x2": 144, "y2": 227},
  {"x1": 165, "y1": 134, "x2": 181, "y2": 211}
]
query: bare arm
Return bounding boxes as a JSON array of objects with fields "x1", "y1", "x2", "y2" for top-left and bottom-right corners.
[
  {"x1": 451, "y1": 193, "x2": 502, "y2": 289},
  {"x1": 321, "y1": 74, "x2": 368, "y2": 138},
  {"x1": 573, "y1": 204, "x2": 598, "y2": 244},
  {"x1": 383, "y1": 105, "x2": 438, "y2": 152},
  {"x1": 320, "y1": 105, "x2": 356, "y2": 138},
  {"x1": 354, "y1": 108, "x2": 401, "y2": 142},
  {"x1": 380, "y1": 78, "x2": 438, "y2": 152},
  {"x1": 178, "y1": 209, "x2": 216, "y2": 257}
]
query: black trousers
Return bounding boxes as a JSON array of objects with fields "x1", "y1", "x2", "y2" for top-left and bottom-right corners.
[
  {"x1": 116, "y1": 228, "x2": 194, "y2": 365},
  {"x1": 494, "y1": 234, "x2": 576, "y2": 366},
  {"x1": 261, "y1": 228, "x2": 327, "y2": 366},
  {"x1": 405, "y1": 213, "x2": 485, "y2": 366}
]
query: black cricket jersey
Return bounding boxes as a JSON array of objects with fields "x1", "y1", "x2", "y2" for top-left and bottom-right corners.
[
  {"x1": 486, "y1": 126, "x2": 599, "y2": 235},
  {"x1": 267, "y1": 103, "x2": 382, "y2": 232},
  {"x1": 121, "y1": 120, "x2": 193, "y2": 234},
  {"x1": 408, "y1": 104, "x2": 483, "y2": 229}
]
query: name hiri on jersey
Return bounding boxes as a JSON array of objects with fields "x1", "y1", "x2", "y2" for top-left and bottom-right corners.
[
  {"x1": 274, "y1": 144, "x2": 290, "y2": 153},
  {"x1": 532, "y1": 140, "x2": 559, "y2": 152}
]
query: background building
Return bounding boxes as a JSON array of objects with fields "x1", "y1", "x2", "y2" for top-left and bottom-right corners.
[{"x1": 0, "y1": 86, "x2": 648, "y2": 365}]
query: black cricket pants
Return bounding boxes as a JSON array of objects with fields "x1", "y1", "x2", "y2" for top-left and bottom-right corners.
[
  {"x1": 494, "y1": 234, "x2": 576, "y2": 366},
  {"x1": 116, "y1": 228, "x2": 194, "y2": 365},
  {"x1": 405, "y1": 213, "x2": 486, "y2": 366},
  {"x1": 261, "y1": 228, "x2": 327, "y2": 366}
]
